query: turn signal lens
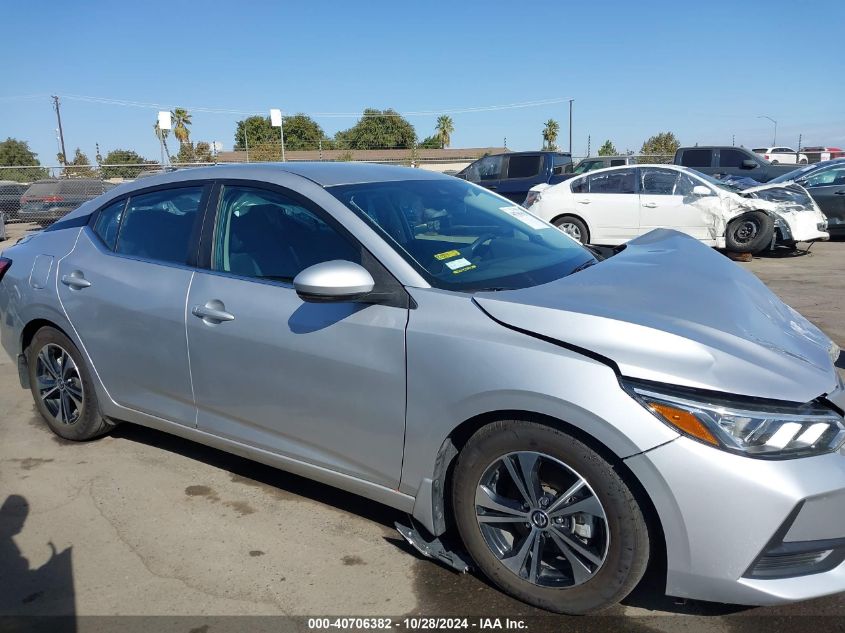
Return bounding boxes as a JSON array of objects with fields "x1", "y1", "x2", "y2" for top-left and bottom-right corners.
[{"x1": 648, "y1": 402, "x2": 719, "y2": 445}]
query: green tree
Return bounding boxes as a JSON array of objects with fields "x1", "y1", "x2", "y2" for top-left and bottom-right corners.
[
  {"x1": 282, "y1": 114, "x2": 325, "y2": 151},
  {"x1": 67, "y1": 148, "x2": 98, "y2": 178},
  {"x1": 542, "y1": 119, "x2": 560, "y2": 150},
  {"x1": 435, "y1": 115, "x2": 454, "y2": 149},
  {"x1": 171, "y1": 107, "x2": 192, "y2": 145},
  {"x1": 100, "y1": 149, "x2": 155, "y2": 179},
  {"x1": 234, "y1": 115, "x2": 278, "y2": 159},
  {"x1": 173, "y1": 141, "x2": 214, "y2": 164},
  {"x1": 334, "y1": 108, "x2": 417, "y2": 150},
  {"x1": 418, "y1": 135, "x2": 441, "y2": 149},
  {"x1": 194, "y1": 141, "x2": 213, "y2": 163},
  {"x1": 0, "y1": 137, "x2": 48, "y2": 181},
  {"x1": 597, "y1": 140, "x2": 618, "y2": 156},
  {"x1": 639, "y1": 131, "x2": 680, "y2": 163}
]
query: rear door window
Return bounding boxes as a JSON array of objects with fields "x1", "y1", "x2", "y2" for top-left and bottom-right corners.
[
  {"x1": 586, "y1": 169, "x2": 636, "y2": 194},
  {"x1": 466, "y1": 155, "x2": 504, "y2": 182},
  {"x1": 506, "y1": 154, "x2": 542, "y2": 179},
  {"x1": 680, "y1": 149, "x2": 712, "y2": 168},
  {"x1": 116, "y1": 187, "x2": 205, "y2": 265}
]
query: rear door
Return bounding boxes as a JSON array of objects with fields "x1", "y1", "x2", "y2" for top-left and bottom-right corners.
[
  {"x1": 499, "y1": 153, "x2": 544, "y2": 203},
  {"x1": 57, "y1": 183, "x2": 210, "y2": 426},
  {"x1": 571, "y1": 168, "x2": 640, "y2": 244},
  {"x1": 638, "y1": 168, "x2": 711, "y2": 240}
]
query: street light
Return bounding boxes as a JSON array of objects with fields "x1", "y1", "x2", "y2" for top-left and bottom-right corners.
[
  {"x1": 157, "y1": 111, "x2": 172, "y2": 167},
  {"x1": 270, "y1": 108, "x2": 286, "y2": 161},
  {"x1": 758, "y1": 115, "x2": 777, "y2": 146}
]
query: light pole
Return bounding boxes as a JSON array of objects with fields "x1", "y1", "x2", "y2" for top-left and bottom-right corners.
[
  {"x1": 568, "y1": 99, "x2": 574, "y2": 154},
  {"x1": 270, "y1": 108, "x2": 286, "y2": 161},
  {"x1": 157, "y1": 111, "x2": 172, "y2": 167},
  {"x1": 758, "y1": 115, "x2": 777, "y2": 146}
]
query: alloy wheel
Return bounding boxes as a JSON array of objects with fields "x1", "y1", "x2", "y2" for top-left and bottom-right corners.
[
  {"x1": 35, "y1": 343, "x2": 84, "y2": 425},
  {"x1": 474, "y1": 451, "x2": 609, "y2": 588},
  {"x1": 559, "y1": 223, "x2": 582, "y2": 242}
]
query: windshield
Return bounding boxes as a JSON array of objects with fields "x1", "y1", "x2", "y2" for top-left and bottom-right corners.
[
  {"x1": 572, "y1": 159, "x2": 605, "y2": 174},
  {"x1": 329, "y1": 179, "x2": 597, "y2": 292},
  {"x1": 769, "y1": 162, "x2": 824, "y2": 184}
]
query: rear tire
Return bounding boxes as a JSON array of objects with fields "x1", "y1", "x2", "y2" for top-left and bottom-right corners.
[
  {"x1": 27, "y1": 327, "x2": 112, "y2": 441},
  {"x1": 451, "y1": 420, "x2": 649, "y2": 614},
  {"x1": 553, "y1": 215, "x2": 589, "y2": 244},
  {"x1": 725, "y1": 210, "x2": 774, "y2": 254}
]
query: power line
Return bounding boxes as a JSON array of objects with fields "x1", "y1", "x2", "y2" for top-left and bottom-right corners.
[{"x1": 57, "y1": 94, "x2": 573, "y2": 118}]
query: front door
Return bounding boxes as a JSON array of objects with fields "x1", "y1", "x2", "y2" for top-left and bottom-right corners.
[
  {"x1": 57, "y1": 185, "x2": 209, "y2": 425},
  {"x1": 803, "y1": 164, "x2": 845, "y2": 232},
  {"x1": 185, "y1": 183, "x2": 408, "y2": 488},
  {"x1": 637, "y1": 168, "x2": 711, "y2": 241}
]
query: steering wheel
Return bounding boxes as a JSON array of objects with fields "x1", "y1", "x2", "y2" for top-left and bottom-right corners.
[{"x1": 466, "y1": 232, "x2": 498, "y2": 259}]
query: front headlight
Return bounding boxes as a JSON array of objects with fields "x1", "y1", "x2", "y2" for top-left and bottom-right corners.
[{"x1": 624, "y1": 380, "x2": 845, "y2": 459}]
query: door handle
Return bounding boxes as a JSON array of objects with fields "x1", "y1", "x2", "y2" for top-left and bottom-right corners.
[
  {"x1": 834, "y1": 190, "x2": 845, "y2": 195},
  {"x1": 61, "y1": 272, "x2": 91, "y2": 289},
  {"x1": 577, "y1": 199, "x2": 591, "y2": 204},
  {"x1": 192, "y1": 301, "x2": 235, "y2": 324},
  {"x1": 642, "y1": 202, "x2": 658, "y2": 208}
]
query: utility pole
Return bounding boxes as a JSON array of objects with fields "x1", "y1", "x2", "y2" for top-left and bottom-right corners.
[
  {"x1": 587, "y1": 134, "x2": 591, "y2": 157},
  {"x1": 568, "y1": 99, "x2": 574, "y2": 154},
  {"x1": 52, "y1": 95, "x2": 68, "y2": 171},
  {"x1": 504, "y1": 136, "x2": 507, "y2": 149}
]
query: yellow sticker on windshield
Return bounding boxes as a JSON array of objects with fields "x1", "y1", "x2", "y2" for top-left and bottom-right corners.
[{"x1": 434, "y1": 249, "x2": 461, "y2": 261}]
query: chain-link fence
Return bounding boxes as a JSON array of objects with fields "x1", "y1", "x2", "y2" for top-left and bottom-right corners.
[{"x1": 1, "y1": 152, "x2": 682, "y2": 227}]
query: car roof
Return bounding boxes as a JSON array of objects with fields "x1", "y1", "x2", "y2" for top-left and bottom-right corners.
[
  {"x1": 568, "y1": 163, "x2": 689, "y2": 177},
  {"x1": 111, "y1": 162, "x2": 456, "y2": 189}
]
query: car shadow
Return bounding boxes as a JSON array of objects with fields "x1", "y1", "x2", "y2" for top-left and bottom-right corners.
[{"x1": 109, "y1": 423, "x2": 404, "y2": 531}]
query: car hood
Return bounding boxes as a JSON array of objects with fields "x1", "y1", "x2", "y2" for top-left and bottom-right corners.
[{"x1": 474, "y1": 230, "x2": 838, "y2": 403}]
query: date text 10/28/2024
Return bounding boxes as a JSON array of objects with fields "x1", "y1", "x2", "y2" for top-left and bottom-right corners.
[{"x1": 308, "y1": 618, "x2": 528, "y2": 630}]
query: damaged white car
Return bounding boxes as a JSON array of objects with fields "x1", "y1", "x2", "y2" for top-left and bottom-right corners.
[{"x1": 523, "y1": 164, "x2": 829, "y2": 253}]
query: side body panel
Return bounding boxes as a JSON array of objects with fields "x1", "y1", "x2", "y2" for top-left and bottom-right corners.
[{"x1": 400, "y1": 287, "x2": 679, "y2": 497}]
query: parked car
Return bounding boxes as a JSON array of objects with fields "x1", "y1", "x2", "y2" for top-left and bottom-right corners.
[
  {"x1": 801, "y1": 147, "x2": 845, "y2": 163},
  {"x1": 770, "y1": 158, "x2": 845, "y2": 236},
  {"x1": 524, "y1": 164, "x2": 828, "y2": 253},
  {"x1": 19, "y1": 178, "x2": 115, "y2": 225},
  {"x1": 455, "y1": 151, "x2": 572, "y2": 203},
  {"x1": 570, "y1": 155, "x2": 637, "y2": 175},
  {"x1": 752, "y1": 147, "x2": 809, "y2": 165},
  {"x1": 674, "y1": 146, "x2": 796, "y2": 182},
  {"x1": 0, "y1": 181, "x2": 28, "y2": 222},
  {"x1": 2, "y1": 164, "x2": 845, "y2": 615}
]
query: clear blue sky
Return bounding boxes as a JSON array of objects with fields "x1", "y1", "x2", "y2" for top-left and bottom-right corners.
[{"x1": 2, "y1": 0, "x2": 844, "y2": 165}]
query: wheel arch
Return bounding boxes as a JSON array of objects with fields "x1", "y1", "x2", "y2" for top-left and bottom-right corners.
[{"x1": 413, "y1": 409, "x2": 667, "y2": 587}]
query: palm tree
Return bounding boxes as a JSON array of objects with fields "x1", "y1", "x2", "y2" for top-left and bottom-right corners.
[
  {"x1": 435, "y1": 115, "x2": 454, "y2": 149},
  {"x1": 154, "y1": 120, "x2": 171, "y2": 157},
  {"x1": 542, "y1": 119, "x2": 560, "y2": 150},
  {"x1": 171, "y1": 107, "x2": 192, "y2": 145}
]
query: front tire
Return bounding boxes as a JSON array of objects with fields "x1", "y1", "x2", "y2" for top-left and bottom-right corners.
[
  {"x1": 553, "y1": 215, "x2": 589, "y2": 244},
  {"x1": 27, "y1": 327, "x2": 111, "y2": 441},
  {"x1": 451, "y1": 420, "x2": 649, "y2": 614},
  {"x1": 725, "y1": 210, "x2": 774, "y2": 254}
]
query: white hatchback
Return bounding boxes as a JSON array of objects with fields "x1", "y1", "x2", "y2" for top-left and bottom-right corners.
[
  {"x1": 753, "y1": 147, "x2": 809, "y2": 165},
  {"x1": 524, "y1": 164, "x2": 829, "y2": 253}
]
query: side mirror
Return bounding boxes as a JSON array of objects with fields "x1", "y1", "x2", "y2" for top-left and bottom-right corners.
[
  {"x1": 293, "y1": 260, "x2": 375, "y2": 303},
  {"x1": 692, "y1": 185, "x2": 712, "y2": 196},
  {"x1": 741, "y1": 159, "x2": 758, "y2": 169}
]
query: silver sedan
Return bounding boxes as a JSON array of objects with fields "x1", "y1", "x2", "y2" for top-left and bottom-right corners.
[{"x1": 1, "y1": 163, "x2": 844, "y2": 614}]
